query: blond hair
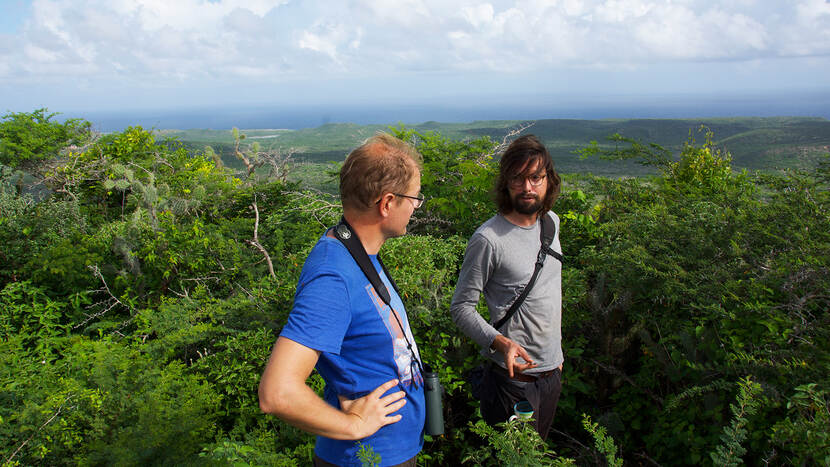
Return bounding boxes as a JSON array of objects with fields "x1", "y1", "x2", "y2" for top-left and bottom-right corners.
[{"x1": 340, "y1": 133, "x2": 422, "y2": 211}]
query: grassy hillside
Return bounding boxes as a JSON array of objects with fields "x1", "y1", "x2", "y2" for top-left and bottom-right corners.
[
  {"x1": 462, "y1": 117, "x2": 830, "y2": 173},
  {"x1": 158, "y1": 117, "x2": 830, "y2": 177}
]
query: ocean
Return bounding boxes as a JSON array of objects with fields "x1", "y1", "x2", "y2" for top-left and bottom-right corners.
[{"x1": 74, "y1": 91, "x2": 830, "y2": 132}]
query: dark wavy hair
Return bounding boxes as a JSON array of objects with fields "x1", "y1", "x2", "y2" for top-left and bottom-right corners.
[{"x1": 495, "y1": 134, "x2": 561, "y2": 214}]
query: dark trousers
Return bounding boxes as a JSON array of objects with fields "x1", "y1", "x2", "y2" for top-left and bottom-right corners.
[{"x1": 479, "y1": 365, "x2": 562, "y2": 440}]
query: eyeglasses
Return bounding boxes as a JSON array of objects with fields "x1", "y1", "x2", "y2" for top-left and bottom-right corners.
[
  {"x1": 393, "y1": 192, "x2": 425, "y2": 209},
  {"x1": 508, "y1": 173, "x2": 546, "y2": 188},
  {"x1": 376, "y1": 192, "x2": 426, "y2": 209}
]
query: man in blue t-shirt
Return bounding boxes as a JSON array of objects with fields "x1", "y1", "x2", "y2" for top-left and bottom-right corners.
[{"x1": 259, "y1": 133, "x2": 426, "y2": 466}]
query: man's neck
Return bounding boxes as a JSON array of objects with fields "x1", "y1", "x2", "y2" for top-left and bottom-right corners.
[
  {"x1": 343, "y1": 211, "x2": 385, "y2": 255},
  {"x1": 502, "y1": 210, "x2": 540, "y2": 228}
]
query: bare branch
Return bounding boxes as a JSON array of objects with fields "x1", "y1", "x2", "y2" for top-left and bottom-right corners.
[
  {"x1": 262, "y1": 147, "x2": 296, "y2": 182},
  {"x1": 246, "y1": 200, "x2": 276, "y2": 279},
  {"x1": 4, "y1": 394, "x2": 74, "y2": 465},
  {"x1": 231, "y1": 129, "x2": 295, "y2": 182},
  {"x1": 233, "y1": 132, "x2": 264, "y2": 180},
  {"x1": 408, "y1": 213, "x2": 454, "y2": 228},
  {"x1": 235, "y1": 283, "x2": 256, "y2": 300},
  {"x1": 180, "y1": 275, "x2": 221, "y2": 283},
  {"x1": 478, "y1": 121, "x2": 536, "y2": 164},
  {"x1": 549, "y1": 427, "x2": 589, "y2": 452},
  {"x1": 74, "y1": 265, "x2": 131, "y2": 329},
  {"x1": 286, "y1": 189, "x2": 342, "y2": 228}
]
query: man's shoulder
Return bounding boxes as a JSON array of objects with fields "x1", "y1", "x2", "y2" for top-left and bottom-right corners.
[
  {"x1": 475, "y1": 212, "x2": 558, "y2": 234},
  {"x1": 302, "y1": 236, "x2": 357, "y2": 278},
  {"x1": 472, "y1": 211, "x2": 560, "y2": 244},
  {"x1": 307, "y1": 235, "x2": 347, "y2": 259},
  {"x1": 473, "y1": 213, "x2": 509, "y2": 236},
  {"x1": 544, "y1": 210, "x2": 559, "y2": 222},
  {"x1": 542, "y1": 210, "x2": 560, "y2": 228}
]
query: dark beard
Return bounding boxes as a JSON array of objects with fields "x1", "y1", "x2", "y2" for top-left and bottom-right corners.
[{"x1": 513, "y1": 193, "x2": 542, "y2": 215}]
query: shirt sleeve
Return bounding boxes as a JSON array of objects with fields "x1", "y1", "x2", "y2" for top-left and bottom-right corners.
[
  {"x1": 279, "y1": 270, "x2": 351, "y2": 355},
  {"x1": 450, "y1": 232, "x2": 501, "y2": 350}
]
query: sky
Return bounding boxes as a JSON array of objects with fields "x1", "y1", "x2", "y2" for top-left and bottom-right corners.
[{"x1": 1, "y1": 0, "x2": 829, "y2": 127}]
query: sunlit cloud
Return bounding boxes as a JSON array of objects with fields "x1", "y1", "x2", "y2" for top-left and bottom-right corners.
[
  {"x1": 5, "y1": 0, "x2": 830, "y2": 81},
  {"x1": 1, "y1": 0, "x2": 828, "y2": 112}
]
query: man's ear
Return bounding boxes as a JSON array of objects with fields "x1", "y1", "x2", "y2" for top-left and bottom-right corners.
[{"x1": 376, "y1": 193, "x2": 395, "y2": 218}]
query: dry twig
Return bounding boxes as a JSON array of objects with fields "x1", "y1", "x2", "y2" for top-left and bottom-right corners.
[
  {"x1": 246, "y1": 200, "x2": 276, "y2": 279},
  {"x1": 477, "y1": 121, "x2": 536, "y2": 164},
  {"x1": 4, "y1": 394, "x2": 74, "y2": 465},
  {"x1": 74, "y1": 265, "x2": 131, "y2": 329}
]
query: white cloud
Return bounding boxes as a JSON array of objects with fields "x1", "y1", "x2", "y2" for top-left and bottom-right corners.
[
  {"x1": 784, "y1": 0, "x2": 830, "y2": 56},
  {"x1": 1, "y1": 0, "x2": 828, "y2": 100},
  {"x1": 461, "y1": 3, "x2": 495, "y2": 29},
  {"x1": 356, "y1": 0, "x2": 433, "y2": 28},
  {"x1": 595, "y1": 0, "x2": 654, "y2": 23},
  {"x1": 797, "y1": 0, "x2": 830, "y2": 18},
  {"x1": 24, "y1": 43, "x2": 60, "y2": 63},
  {"x1": 298, "y1": 23, "x2": 351, "y2": 65}
]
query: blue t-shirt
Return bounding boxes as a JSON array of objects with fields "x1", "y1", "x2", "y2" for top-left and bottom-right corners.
[{"x1": 280, "y1": 235, "x2": 425, "y2": 466}]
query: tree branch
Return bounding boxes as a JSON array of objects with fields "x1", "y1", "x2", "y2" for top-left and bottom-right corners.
[
  {"x1": 286, "y1": 189, "x2": 342, "y2": 228},
  {"x1": 478, "y1": 121, "x2": 536, "y2": 164},
  {"x1": 4, "y1": 394, "x2": 74, "y2": 465},
  {"x1": 74, "y1": 265, "x2": 131, "y2": 329},
  {"x1": 246, "y1": 200, "x2": 276, "y2": 279}
]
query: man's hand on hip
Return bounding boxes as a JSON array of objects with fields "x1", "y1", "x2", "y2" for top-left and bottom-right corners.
[{"x1": 338, "y1": 379, "x2": 406, "y2": 439}]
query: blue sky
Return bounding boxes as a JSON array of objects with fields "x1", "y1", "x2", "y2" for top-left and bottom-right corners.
[{"x1": 1, "y1": 0, "x2": 829, "y2": 124}]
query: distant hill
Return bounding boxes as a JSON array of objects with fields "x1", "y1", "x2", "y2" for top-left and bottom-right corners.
[{"x1": 158, "y1": 116, "x2": 830, "y2": 176}]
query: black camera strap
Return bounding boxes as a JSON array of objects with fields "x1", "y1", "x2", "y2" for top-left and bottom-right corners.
[
  {"x1": 493, "y1": 213, "x2": 563, "y2": 330},
  {"x1": 332, "y1": 217, "x2": 425, "y2": 377}
]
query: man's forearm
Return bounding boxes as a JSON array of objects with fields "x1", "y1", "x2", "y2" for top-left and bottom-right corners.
[
  {"x1": 260, "y1": 377, "x2": 362, "y2": 440},
  {"x1": 451, "y1": 233, "x2": 499, "y2": 349},
  {"x1": 258, "y1": 337, "x2": 364, "y2": 440},
  {"x1": 451, "y1": 301, "x2": 499, "y2": 350},
  {"x1": 259, "y1": 337, "x2": 405, "y2": 441}
]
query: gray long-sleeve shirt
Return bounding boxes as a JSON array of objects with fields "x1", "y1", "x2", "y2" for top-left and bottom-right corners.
[{"x1": 450, "y1": 212, "x2": 563, "y2": 373}]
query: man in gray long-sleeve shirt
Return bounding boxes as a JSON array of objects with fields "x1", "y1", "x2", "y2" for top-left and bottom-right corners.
[{"x1": 451, "y1": 134, "x2": 564, "y2": 439}]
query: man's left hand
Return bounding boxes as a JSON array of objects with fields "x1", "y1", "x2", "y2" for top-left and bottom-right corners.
[{"x1": 491, "y1": 335, "x2": 537, "y2": 378}]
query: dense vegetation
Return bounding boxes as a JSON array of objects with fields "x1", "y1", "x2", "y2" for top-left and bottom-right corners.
[
  {"x1": 2, "y1": 109, "x2": 828, "y2": 466},
  {"x1": 160, "y1": 116, "x2": 830, "y2": 177}
]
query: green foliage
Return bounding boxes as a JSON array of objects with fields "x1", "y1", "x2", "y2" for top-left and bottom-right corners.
[
  {"x1": 391, "y1": 125, "x2": 499, "y2": 237},
  {"x1": 192, "y1": 328, "x2": 277, "y2": 429},
  {"x1": 2, "y1": 111, "x2": 828, "y2": 466},
  {"x1": 0, "y1": 281, "x2": 68, "y2": 356},
  {"x1": 770, "y1": 383, "x2": 830, "y2": 466},
  {"x1": 578, "y1": 125, "x2": 739, "y2": 190},
  {"x1": 560, "y1": 132, "x2": 829, "y2": 464},
  {"x1": 356, "y1": 442, "x2": 382, "y2": 467},
  {"x1": 382, "y1": 235, "x2": 471, "y2": 388},
  {"x1": 710, "y1": 376, "x2": 763, "y2": 466},
  {"x1": 167, "y1": 117, "x2": 830, "y2": 175},
  {"x1": 0, "y1": 108, "x2": 91, "y2": 170},
  {"x1": 1, "y1": 339, "x2": 220, "y2": 465},
  {"x1": 556, "y1": 184, "x2": 602, "y2": 256},
  {"x1": 48, "y1": 125, "x2": 239, "y2": 224},
  {"x1": 464, "y1": 418, "x2": 575, "y2": 466},
  {"x1": 581, "y1": 414, "x2": 623, "y2": 467},
  {"x1": 0, "y1": 187, "x2": 88, "y2": 284},
  {"x1": 199, "y1": 438, "x2": 309, "y2": 466},
  {"x1": 577, "y1": 132, "x2": 674, "y2": 170},
  {"x1": 663, "y1": 127, "x2": 742, "y2": 195}
]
